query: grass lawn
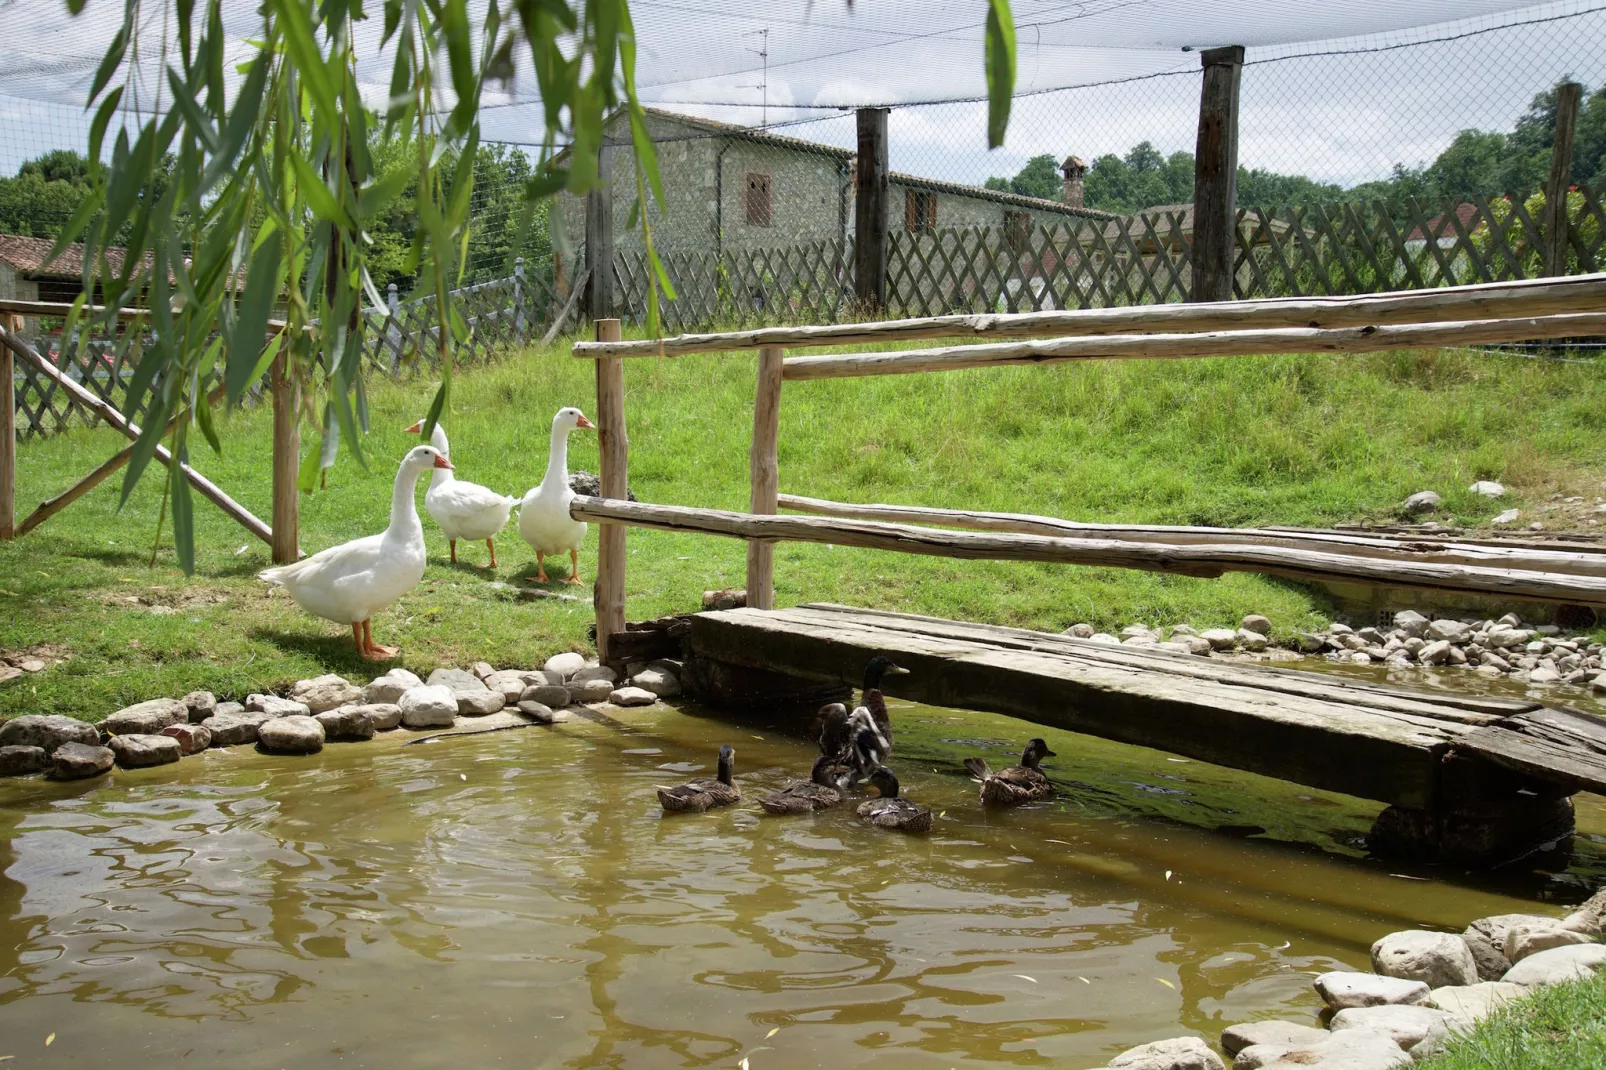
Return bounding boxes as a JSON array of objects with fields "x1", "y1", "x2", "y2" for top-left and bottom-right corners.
[
  {"x1": 1418, "y1": 973, "x2": 1606, "y2": 1069},
  {"x1": 3, "y1": 334, "x2": 1605, "y2": 722}
]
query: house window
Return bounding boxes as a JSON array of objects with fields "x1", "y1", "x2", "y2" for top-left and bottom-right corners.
[
  {"x1": 905, "y1": 189, "x2": 938, "y2": 233},
  {"x1": 745, "y1": 173, "x2": 772, "y2": 226},
  {"x1": 1004, "y1": 210, "x2": 1032, "y2": 251}
]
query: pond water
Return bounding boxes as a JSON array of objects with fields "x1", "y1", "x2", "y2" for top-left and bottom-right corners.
[{"x1": 1, "y1": 699, "x2": 1603, "y2": 1069}]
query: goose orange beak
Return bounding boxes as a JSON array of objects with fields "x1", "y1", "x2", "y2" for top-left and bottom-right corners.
[
  {"x1": 576, "y1": 414, "x2": 596, "y2": 430},
  {"x1": 433, "y1": 455, "x2": 454, "y2": 470},
  {"x1": 405, "y1": 420, "x2": 423, "y2": 434}
]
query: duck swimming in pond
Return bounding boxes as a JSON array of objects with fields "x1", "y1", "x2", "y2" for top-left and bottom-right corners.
[
  {"x1": 657, "y1": 745, "x2": 741, "y2": 813},
  {"x1": 761, "y1": 724, "x2": 886, "y2": 814},
  {"x1": 815, "y1": 705, "x2": 888, "y2": 790},
  {"x1": 857, "y1": 656, "x2": 910, "y2": 752},
  {"x1": 856, "y1": 766, "x2": 933, "y2": 834},
  {"x1": 964, "y1": 738, "x2": 1057, "y2": 806}
]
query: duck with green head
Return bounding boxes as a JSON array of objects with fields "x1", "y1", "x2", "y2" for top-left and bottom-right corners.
[
  {"x1": 856, "y1": 656, "x2": 910, "y2": 753},
  {"x1": 762, "y1": 724, "x2": 885, "y2": 814},
  {"x1": 657, "y1": 745, "x2": 741, "y2": 813},
  {"x1": 856, "y1": 766, "x2": 933, "y2": 834},
  {"x1": 964, "y1": 738, "x2": 1057, "y2": 806}
]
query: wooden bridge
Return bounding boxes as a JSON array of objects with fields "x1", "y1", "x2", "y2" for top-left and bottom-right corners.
[{"x1": 571, "y1": 276, "x2": 1606, "y2": 865}]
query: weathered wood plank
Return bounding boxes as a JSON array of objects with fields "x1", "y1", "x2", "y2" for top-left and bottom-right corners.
[
  {"x1": 1192, "y1": 45, "x2": 1244, "y2": 303},
  {"x1": 855, "y1": 108, "x2": 890, "y2": 312},
  {"x1": 1456, "y1": 705, "x2": 1606, "y2": 795},
  {"x1": 1544, "y1": 83, "x2": 1585, "y2": 277},
  {"x1": 689, "y1": 606, "x2": 1454, "y2": 807},
  {"x1": 745, "y1": 347, "x2": 784, "y2": 610}
]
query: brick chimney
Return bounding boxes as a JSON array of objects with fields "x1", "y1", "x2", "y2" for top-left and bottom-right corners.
[{"x1": 1060, "y1": 156, "x2": 1087, "y2": 209}]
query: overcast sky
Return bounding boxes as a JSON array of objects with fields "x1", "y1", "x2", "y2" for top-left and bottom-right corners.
[{"x1": 0, "y1": 0, "x2": 1601, "y2": 185}]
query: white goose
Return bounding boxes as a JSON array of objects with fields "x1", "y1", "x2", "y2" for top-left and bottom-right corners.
[
  {"x1": 405, "y1": 418, "x2": 517, "y2": 568},
  {"x1": 259, "y1": 445, "x2": 450, "y2": 660},
  {"x1": 518, "y1": 406, "x2": 595, "y2": 584}
]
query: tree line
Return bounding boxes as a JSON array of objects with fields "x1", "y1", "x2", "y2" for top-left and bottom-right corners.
[{"x1": 986, "y1": 81, "x2": 1606, "y2": 215}]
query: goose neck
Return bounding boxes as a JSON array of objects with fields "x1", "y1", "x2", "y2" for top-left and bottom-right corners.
[
  {"x1": 541, "y1": 423, "x2": 571, "y2": 489},
  {"x1": 428, "y1": 425, "x2": 453, "y2": 490},
  {"x1": 389, "y1": 462, "x2": 426, "y2": 535}
]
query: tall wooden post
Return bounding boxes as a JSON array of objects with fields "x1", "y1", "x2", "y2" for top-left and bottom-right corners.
[
  {"x1": 1191, "y1": 45, "x2": 1245, "y2": 303},
  {"x1": 269, "y1": 352, "x2": 299, "y2": 564},
  {"x1": 585, "y1": 144, "x2": 614, "y2": 321},
  {"x1": 0, "y1": 315, "x2": 15, "y2": 541},
  {"x1": 854, "y1": 108, "x2": 890, "y2": 314},
  {"x1": 593, "y1": 318, "x2": 628, "y2": 662},
  {"x1": 746, "y1": 346, "x2": 784, "y2": 611},
  {"x1": 1542, "y1": 81, "x2": 1584, "y2": 278}
]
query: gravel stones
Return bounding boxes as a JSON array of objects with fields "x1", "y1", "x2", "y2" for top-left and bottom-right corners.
[
  {"x1": 608, "y1": 686, "x2": 657, "y2": 707},
  {"x1": 109, "y1": 733, "x2": 182, "y2": 768},
  {"x1": 201, "y1": 710, "x2": 271, "y2": 747},
  {"x1": 182, "y1": 691, "x2": 217, "y2": 723},
  {"x1": 631, "y1": 667, "x2": 682, "y2": 697},
  {"x1": 245, "y1": 694, "x2": 311, "y2": 718},
  {"x1": 1106, "y1": 1036, "x2": 1224, "y2": 1070},
  {"x1": 1236, "y1": 629, "x2": 1269, "y2": 652},
  {"x1": 543, "y1": 651, "x2": 587, "y2": 679},
  {"x1": 102, "y1": 697, "x2": 188, "y2": 735},
  {"x1": 0, "y1": 714, "x2": 99, "y2": 753},
  {"x1": 365, "y1": 668, "x2": 423, "y2": 704},
  {"x1": 1371, "y1": 930, "x2": 1479, "y2": 989},
  {"x1": 291, "y1": 674, "x2": 363, "y2": 714},
  {"x1": 1176, "y1": 636, "x2": 1214, "y2": 656},
  {"x1": 50, "y1": 741, "x2": 115, "y2": 780},
  {"x1": 257, "y1": 716, "x2": 325, "y2": 755},
  {"x1": 1220, "y1": 1022, "x2": 1329, "y2": 1057},
  {"x1": 0, "y1": 745, "x2": 48, "y2": 775},
  {"x1": 398, "y1": 685, "x2": 458, "y2": 728},
  {"x1": 1501, "y1": 942, "x2": 1606, "y2": 986},
  {"x1": 161, "y1": 723, "x2": 212, "y2": 755},
  {"x1": 521, "y1": 684, "x2": 572, "y2": 708},
  {"x1": 1429, "y1": 982, "x2": 1525, "y2": 1021},
  {"x1": 1313, "y1": 971, "x2": 1431, "y2": 1011},
  {"x1": 314, "y1": 706, "x2": 376, "y2": 741},
  {"x1": 1403, "y1": 490, "x2": 1443, "y2": 513}
]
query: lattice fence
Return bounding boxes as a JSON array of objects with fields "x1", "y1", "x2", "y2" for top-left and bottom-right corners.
[
  {"x1": 11, "y1": 328, "x2": 159, "y2": 439},
  {"x1": 613, "y1": 237, "x2": 854, "y2": 331}
]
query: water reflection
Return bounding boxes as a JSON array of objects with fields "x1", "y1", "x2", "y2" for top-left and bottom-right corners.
[{"x1": 0, "y1": 702, "x2": 1600, "y2": 1068}]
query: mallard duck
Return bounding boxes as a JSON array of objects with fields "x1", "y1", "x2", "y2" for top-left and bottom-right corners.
[
  {"x1": 518, "y1": 406, "x2": 595, "y2": 584},
  {"x1": 758, "y1": 755, "x2": 844, "y2": 814},
  {"x1": 406, "y1": 418, "x2": 517, "y2": 567},
  {"x1": 259, "y1": 445, "x2": 449, "y2": 660},
  {"x1": 858, "y1": 656, "x2": 910, "y2": 751},
  {"x1": 818, "y1": 703, "x2": 889, "y2": 777},
  {"x1": 856, "y1": 766, "x2": 933, "y2": 833},
  {"x1": 964, "y1": 738, "x2": 1057, "y2": 806},
  {"x1": 657, "y1": 745, "x2": 741, "y2": 813}
]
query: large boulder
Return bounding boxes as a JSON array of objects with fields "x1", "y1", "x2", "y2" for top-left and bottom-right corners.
[
  {"x1": 1462, "y1": 914, "x2": 1547, "y2": 981},
  {"x1": 1220, "y1": 1022, "x2": 1327, "y2": 1057},
  {"x1": 1501, "y1": 943, "x2": 1606, "y2": 987},
  {"x1": 426, "y1": 668, "x2": 488, "y2": 697},
  {"x1": 257, "y1": 715, "x2": 325, "y2": 755},
  {"x1": 608, "y1": 686, "x2": 657, "y2": 707},
  {"x1": 50, "y1": 741, "x2": 115, "y2": 780},
  {"x1": 0, "y1": 745, "x2": 48, "y2": 776},
  {"x1": 1328, "y1": 1004, "x2": 1462, "y2": 1054},
  {"x1": 398, "y1": 685, "x2": 457, "y2": 728},
  {"x1": 570, "y1": 678, "x2": 616, "y2": 703},
  {"x1": 102, "y1": 698, "x2": 188, "y2": 735},
  {"x1": 108, "y1": 733, "x2": 183, "y2": 769},
  {"x1": 339, "y1": 703, "x2": 401, "y2": 731},
  {"x1": 543, "y1": 652, "x2": 586, "y2": 679},
  {"x1": 1313, "y1": 971, "x2": 1431, "y2": 1011},
  {"x1": 314, "y1": 707, "x2": 377, "y2": 742},
  {"x1": 1427, "y1": 619, "x2": 1473, "y2": 644},
  {"x1": 1429, "y1": 982, "x2": 1526, "y2": 1021},
  {"x1": 455, "y1": 689, "x2": 506, "y2": 716},
  {"x1": 245, "y1": 694, "x2": 311, "y2": 718},
  {"x1": 1371, "y1": 930, "x2": 1479, "y2": 989},
  {"x1": 631, "y1": 667, "x2": 682, "y2": 698},
  {"x1": 291, "y1": 674, "x2": 363, "y2": 714},
  {"x1": 1201, "y1": 628, "x2": 1238, "y2": 651},
  {"x1": 520, "y1": 684, "x2": 572, "y2": 709},
  {"x1": 161, "y1": 723, "x2": 212, "y2": 755},
  {"x1": 1235, "y1": 1030, "x2": 1409, "y2": 1070},
  {"x1": 1403, "y1": 490, "x2": 1443, "y2": 514},
  {"x1": 364, "y1": 668, "x2": 423, "y2": 705},
  {"x1": 570, "y1": 665, "x2": 618, "y2": 686},
  {"x1": 182, "y1": 690, "x2": 218, "y2": 723},
  {"x1": 1106, "y1": 1036, "x2": 1224, "y2": 1070},
  {"x1": 1393, "y1": 610, "x2": 1430, "y2": 639},
  {"x1": 1562, "y1": 888, "x2": 1606, "y2": 935},
  {"x1": 0, "y1": 714, "x2": 99, "y2": 753},
  {"x1": 1504, "y1": 918, "x2": 1593, "y2": 963},
  {"x1": 201, "y1": 710, "x2": 272, "y2": 747}
]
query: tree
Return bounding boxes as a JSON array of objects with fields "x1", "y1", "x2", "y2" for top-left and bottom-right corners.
[
  {"x1": 985, "y1": 153, "x2": 1060, "y2": 200},
  {"x1": 1082, "y1": 142, "x2": 1193, "y2": 213}
]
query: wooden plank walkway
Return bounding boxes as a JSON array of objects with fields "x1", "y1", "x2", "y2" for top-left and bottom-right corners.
[{"x1": 686, "y1": 603, "x2": 1606, "y2": 810}]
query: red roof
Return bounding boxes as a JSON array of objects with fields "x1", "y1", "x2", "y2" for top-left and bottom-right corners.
[
  {"x1": 0, "y1": 234, "x2": 153, "y2": 280},
  {"x1": 1405, "y1": 203, "x2": 1479, "y2": 242}
]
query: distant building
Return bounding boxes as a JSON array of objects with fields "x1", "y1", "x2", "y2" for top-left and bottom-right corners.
[
  {"x1": 1404, "y1": 203, "x2": 1480, "y2": 252},
  {"x1": 0, "y1": 234, "x2": 125, "y2": 304}
]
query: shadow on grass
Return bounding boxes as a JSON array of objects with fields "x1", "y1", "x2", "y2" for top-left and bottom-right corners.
[
  {"x1": 247, "y1": 626, "x2": 372, "y2": 669},
  {"x1": 509, "y1": 561, "x2": 580, "y2": 586}
]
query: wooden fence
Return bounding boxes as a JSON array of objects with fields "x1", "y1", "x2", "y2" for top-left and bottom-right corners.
[{"x1": 613, "y1": 236, "x2": 854, "y2": 332}]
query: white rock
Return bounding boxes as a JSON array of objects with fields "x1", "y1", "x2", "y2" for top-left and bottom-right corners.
[
  {"x1": 516, "y1": 701, "x2": 570, "y2": 724},
  {"x1": 570, "y1": 678, "x2": 616, "y2": 703},
  {"x1": 456, "y1": 689, "x2": 506, "y2": 716},
  {"x1": 1529, "y1": 666, "x2": 1562, "y2": 684},
  {"x1": 1121, "y1": 625, "x2": 1157, "y2": 640},
  {"x1": 1234, "y1": 1030, "x2": 1409, "y2": 1070},
  {"x1": 1107, "y1": 1036, "x2": 1224, "y2": 1070},
  {"x1": 1220, "y1": 1022, "x2": 1328, "y2": 1057},
  {"x1": 397, "y1": 685, "x2": 458, "y2": 728},
  {"x1": 1313, "y1": 971, "x2": 1431, "y2": 1011},
  {"x1": 108, "y1": 733, "x2": 183, "y2": 768},
  {"x1": 1427, "y1": 619, "x2": 1472, "y2": 643},
  {"x1": 631, "y1": 667, "x2": 682, "y2": 697},
  {"x1": 608, "y1": 686, "x2": 657, "y2": 707},
  {"x1": 291, "y1": 674, "x2": 363, "y2": 714},
  {"x1": 314, "y1": 706, "x2": 376, "y2": 742},
  {"x1": 341, "y1": 703, "x2": 401, "y2": 731},
  {"x1": 1429, "y1": 982, "x2": 1526, "y2": 1021},
  {"x1": 1170, "y1": 624, "x2": 1200, "y2": 637},
  {"x1": 1562, "y1": 888, "x2": 1606, "y2": 935},
  {"x1": 1372, "y1": 930, "x2": 1479, "y2": 988},
  {"x1": 245, "y1": 694, "x2": 311, "y2": 718},
  {"x1": 521, "y1": 683, "x2": 572, "y2": 708},
  {"x1": 102, "y1": 698, "x2": 189, "y2": 735},
  {"x1": 426, "y1": 667, "x2": 489, "y2": 696},
  {"x1": 1237, "y1": 629, "x2": 1269, "y2": 652},
  {"x1": 257, "y1": 715, "x2": 325, "y2": 755},
  {"x1": 1501, "y1": 943, "x2": 1606, "y2": 986},
  {"x1": 1417, "y1": 640, "x2": 1453, "y2": 666},
  {"x1": 1088, "y1": 632, "x2": 1120, "y2": 644},
  {"x1": 1504, "y1": 918, "x2": 1595, "y2": 963},
  {"x1": 543, "y1": 652, "x2": 587, "y2": 679},
  {"x1": 1178, "y1": 636, "x2": 1214, "y2": 656},
  {"x1": 484, "y1": 670, "x2": 534, "y2": 703},
  {"x1": 1240, "y1": 615, "x2": 1272, "y2": 635},
  {"x1": 182, "y1": 691, "x2": 218, "y2": 724},
  {"x1": 364, "y1": 668, "x2": 423, "y2": 704},
  {"x1": 1065, "y1": 623, "x2": 1095, "y2": 638},
  {"x1": 1392, "y1": 610, "x2": 1429, "y2": 639},
  {"x1": 1201, "y1": 628, "x2": 1239, "y2": 651},
  {"x1": 1469, "y1": 480, "x2": 1506, "y2": 498},
  {"x1": 1329, "y1": 1004, "x2": 1461, "y2": 1053},
  {"x1": 0, "y1": 714, "x2": 100, "y2": 753},
  {"x1": 570, "y1": 665, "x2": 618, "y2": 686},
  {"x1": 1404, "y1": 491, "x2": 1442, "y2": 513},
  {"x1": 471, "y1": 661, "x2": 496, "y2": 680},
  {"x1": 1492, "y1": 508, "x2": 1520, "y2": 525}
]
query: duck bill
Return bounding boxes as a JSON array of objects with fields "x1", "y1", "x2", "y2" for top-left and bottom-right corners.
[
  {"x1": 886, "y1": 665, "x2": 911, "y2": 676},
  {"x1": 405, "y1": 420, "x2": 423, "y2": 434},
  {"x1": 575, "y1": 414, "x2": 596, "y2": 430},
  {"x1": 432, "y1": 455, "x2": 455, "y2": 470}
]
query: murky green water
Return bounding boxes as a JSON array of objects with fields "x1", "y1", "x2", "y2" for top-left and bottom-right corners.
[{"x1": 1, "y1": 700, "x2": 1602, "y2": 1068}]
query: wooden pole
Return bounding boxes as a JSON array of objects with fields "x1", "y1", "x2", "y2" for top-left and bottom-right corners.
[
  {"x1": 269, "y1": 352, "x2": 299, "y2": 563},
  {"x1": 0, "y1": 315, "x2": 14, "y2": 541},
  {"x1": 569, "y1": 496, "x2": 1606, "y2": 607},
  {"x1": 0, "y1": 328, "x2": 272, "y2": 544},
  {"x1": 585, "y1": 143, "x2": 614, "y2": 321},
  {"x1": 593, "y1": 318, "x2": 627, "y2": 662},
  {"x1": 854, "y1": 107, "x2": 890, "y2": 314},
  {"x1": 1191, "y1": 45, "x2": 1244, "y2": 303},
  {"x1": 746, "y1": 346, "x2": 784, "y2": 610},
  {"x1": 540, "y1": 267, "x2": 592, "y2": 348},
  {"x1": 1542, "y1": 81, "x2": 1584, "y2": 278},
  {"x1": 570, "y1": 272, "x2": 1606, "y2": 360}
]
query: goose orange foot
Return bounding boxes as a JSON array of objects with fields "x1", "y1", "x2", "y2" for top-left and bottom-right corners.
[
  {"x1": 565, "y1": 549, "x2": 583, "y2": 585},
  {"x1": 360, "y1": 620, "x2": 399, "y2": 661}
]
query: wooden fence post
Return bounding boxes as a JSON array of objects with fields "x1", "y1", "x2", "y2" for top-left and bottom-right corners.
[
  {"x1": 594, "y1": 318, "x2": 628, "y2": 662},
  {"x1": 1191, "y1": 45, "x2": 1245, "y2": 303},
  {"x1": 270, "y1": 351, "x2": 299, "y2": 564},
  {"x1": 854, "y1": 108, "x2": 890, "y2": 313},
  {"x1": 0, "y1": 315, "x2": 14, "y2": 541},
  {"x1": 746, "y1": 346, "x2": 784, "y2": 611},
  {"x1": 1543, "y1": 81, "x2": 1584, "y2": 278},
  {"x1": 586, "y1": 144, "x2": 614, "y2": 321}
]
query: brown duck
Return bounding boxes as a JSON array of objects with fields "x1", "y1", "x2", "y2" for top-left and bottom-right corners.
[
  {"x1": 657, "y1": 745, "x2": 741, "y2": 813},
  {"x1": 963, "y1": 738, "x2": 1056, "y2": 806},
  {"x1": 856, "y1": 766, "x2": 933, "y2": 834}
]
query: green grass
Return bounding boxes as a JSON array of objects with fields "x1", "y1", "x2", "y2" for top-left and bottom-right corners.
[
  {"x1": 4, "y1": 335, "x2": 1606, "y2": 722},
  {"x1": 1417, "y1": 973, "x2": 1606, "y2": 1069}
]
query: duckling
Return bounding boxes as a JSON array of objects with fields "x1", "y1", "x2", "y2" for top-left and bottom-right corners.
[
  {"x1": 856, "y1": 766, "x2": 932, "y2": 834},
  {"x1": 758, "y1": 755, "x2": 844, "y2": 814},
  {"x1": 963, "y1": 738, "x2": 1057, "y2": 806},
  {"x1": 657, "y1": 745, "x2": 741, "y2": 813}
]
